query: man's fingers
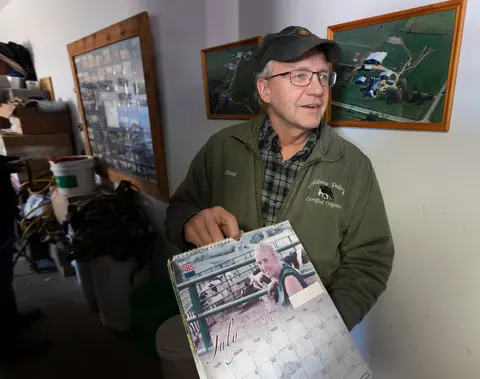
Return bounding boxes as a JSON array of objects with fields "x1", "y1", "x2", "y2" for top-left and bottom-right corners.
[
  {"x1": 185, "y1": 217, "x2": 211, "y2": 247},
  {"x1": 184, "y1": 207, "x2": 241, "y2": 247},
  {"x1": 194, "y1": 219, "x2": 215, "y2": 246},
  {"x1": 185, "y1": 228, "x2": 202, "y2": 247},
  {"x1": 214, "y1": 208, "x2": 240, "y2": 240},
  {"x1": 204, "y1": 215, "x2": 225, "y2": 243}
]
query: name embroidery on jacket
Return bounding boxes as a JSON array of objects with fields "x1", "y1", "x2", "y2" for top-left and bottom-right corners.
[{"x1": 224, "y1": 169, "x2": 237, "y2": 177}]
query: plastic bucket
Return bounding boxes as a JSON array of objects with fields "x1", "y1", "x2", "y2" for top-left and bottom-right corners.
[
  {"x1": 7, "y1": 75, "x2": 25, "y2": 89},
  {"x1": 49, "y1": 155, "x2": 96, "y2": 197},
  {"x1": 129, "y1": 280, "x2": 180, "y2": 356},
  {"x1": 91, "y1": 255, "x2": 151, "y2": 332},
  {"x1": 156, "y1": 315, "x2": 199, "y2": 379},
  {"x1": 75, "y1": 260, "x2": 98, "y2": 311},
  {"x1": 70, "y1": 260, "x2": 81, "y2": 283}
]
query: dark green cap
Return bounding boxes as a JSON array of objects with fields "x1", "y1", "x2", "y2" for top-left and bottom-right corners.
[{"x1": 254, "y1": 26, "x2": 342, "y2": 72}]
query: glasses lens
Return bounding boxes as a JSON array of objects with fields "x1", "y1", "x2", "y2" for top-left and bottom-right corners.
[
  {"x1": 318, "y1": 72, "x2": 336, "y2": 87},
  {"x1": 290, "y1": 70, "x2": 312, "y2": 86},
  {"x1": 290, "y1": 70, "x2": 337, "y2": 87},
  {"x1": 329, "y1": 72, "x2": 337, "y2": 87}
]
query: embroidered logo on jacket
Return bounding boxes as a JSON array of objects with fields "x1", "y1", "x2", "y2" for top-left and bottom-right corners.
[
  {"x1": 306, "y1": 179, "x2": 345, "y2": 209},
  {"x1": 318, "y1": 185, "x2": 334, "y2": 201},
  {"x1": 224, "y1": 169, "x2": 237, "y2": 177}
]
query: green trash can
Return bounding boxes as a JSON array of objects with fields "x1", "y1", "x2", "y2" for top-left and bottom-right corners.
[{"x1": 129, "y1": 279, "x2": 180, "y2": 356}]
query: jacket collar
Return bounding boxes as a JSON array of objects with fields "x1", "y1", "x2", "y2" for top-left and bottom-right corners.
[{"x1": 230, "y1": 112, "x2": 344, "y2": 162}]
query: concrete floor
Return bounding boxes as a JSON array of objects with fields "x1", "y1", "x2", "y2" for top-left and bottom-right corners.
[{"x1": 2, "y1": 258, "x2": 161, "y2": 379}]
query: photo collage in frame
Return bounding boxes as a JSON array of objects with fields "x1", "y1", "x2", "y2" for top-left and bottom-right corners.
[{"x1": 74, "y1": 36, "x2": 156, "y2": 182}]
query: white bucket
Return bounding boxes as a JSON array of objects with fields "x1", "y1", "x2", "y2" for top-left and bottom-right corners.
[
  {"x1": 91, "y1": 255, "x2": 150, "y2": 332},
  {"x1": 156, "y1": 315, "x2": 199, "y2": 379},
  {"x1": 49, "y1": 156, "x2": 96, "y2": 197},
  {"x1": 75, "y1": 260, "x2": 98, "y2": 311},
  {"x1": 71, "y1": 259, "x2": 81, "y2": 283}
]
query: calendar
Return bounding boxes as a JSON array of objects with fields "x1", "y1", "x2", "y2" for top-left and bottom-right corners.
[{"x1": 168, "y1": 221, "x2": 373, "y2": 379}]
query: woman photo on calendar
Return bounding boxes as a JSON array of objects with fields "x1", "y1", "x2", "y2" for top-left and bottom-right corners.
[{"x1": 253, "y1": 242, "x2": 309, "y2": 307}]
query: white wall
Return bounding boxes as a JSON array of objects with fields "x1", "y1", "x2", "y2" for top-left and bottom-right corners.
[
  {"x1": 0, "y1": 0, "x2": 238, "y2": 192},
  {"x1": 1, "y1": 0, "x2": 479, "y2": 378},
  {"x1": 0, "y1": 0, "x2": 239, "y2": 277},
  {"x1": 0, "y1": 0, "x2": 9, "y2": 12}
]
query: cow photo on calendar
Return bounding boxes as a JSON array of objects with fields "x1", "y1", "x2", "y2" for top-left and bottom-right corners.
[{"x1": 168, "y1": 221, "x2": 373, "y2": 379}]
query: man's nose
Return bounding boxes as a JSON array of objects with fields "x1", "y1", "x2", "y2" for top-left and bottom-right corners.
[{"x1": 306, "y1": 74, "x2": 324, "y2": 95}]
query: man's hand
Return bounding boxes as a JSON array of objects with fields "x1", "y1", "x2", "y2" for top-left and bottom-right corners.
[{"x1": 184, "y1": 206, "x2": 240, "y2": 247}]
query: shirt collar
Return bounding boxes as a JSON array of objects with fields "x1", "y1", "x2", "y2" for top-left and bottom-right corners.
[
  {"x1": 230, "y1": 112, "x2": 344, "y2": 163},
  {"x1": 259, "y1": 117, "x2": 322, "y2": 157}
]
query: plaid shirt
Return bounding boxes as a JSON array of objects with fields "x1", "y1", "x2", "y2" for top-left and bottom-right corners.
[{"x1": 258, "y1": 118, "x2": 321, "y2": 226}]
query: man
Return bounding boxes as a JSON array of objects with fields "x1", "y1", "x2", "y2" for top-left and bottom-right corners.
[
  {"x1": 0, "y1": 156, "x2": 48, "y2": 362},
  {"x1": 166, "y1": 26, "x2": 394, "y2": 330}
]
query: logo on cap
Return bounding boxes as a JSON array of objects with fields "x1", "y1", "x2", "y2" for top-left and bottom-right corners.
[{"x1": 283, "y1": 26, "x2": 311, "y2": 36}]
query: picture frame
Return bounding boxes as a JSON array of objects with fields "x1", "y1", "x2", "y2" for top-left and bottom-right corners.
[
  {"x1": 326, "y1": 0, "x2": 467, "y2": 132},
  {"x1": 201, "y1": 36, "x2": 263, "y2": 119},
  {"x1": 67, "y1": 12, "x2": 169, "y2": 201}
]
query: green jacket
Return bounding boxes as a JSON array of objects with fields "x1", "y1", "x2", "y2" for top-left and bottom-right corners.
[{"x1": 165, "y1": 113, "x2": 394, "y2": 331}]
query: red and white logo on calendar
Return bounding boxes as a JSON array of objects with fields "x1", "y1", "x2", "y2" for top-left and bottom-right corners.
[{"x1": 182, "y1": 263, "x2": 196, "y2": 278}]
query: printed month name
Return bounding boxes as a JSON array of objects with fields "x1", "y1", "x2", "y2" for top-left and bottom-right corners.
[{"x1": 207, "y1": 317, "x2": 238, "y2": 365}]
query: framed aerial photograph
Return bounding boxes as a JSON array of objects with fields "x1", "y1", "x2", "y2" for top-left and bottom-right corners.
[
  {"x1": 326, "y1": 0, "x2": 466, "y2": 132},
  {"x1": 201, "y1": 36, "x2": 262, "y2": 119},
  {"x1": 67, "y1": 12, "x2": 169, "y2": 201}
]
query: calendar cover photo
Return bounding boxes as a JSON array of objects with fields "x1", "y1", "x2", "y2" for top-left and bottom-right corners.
[{"x1": 168, "y1": 221, "x2": 372, "y2": 379}]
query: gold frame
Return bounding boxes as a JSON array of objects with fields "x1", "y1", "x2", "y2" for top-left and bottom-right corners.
[
  {"x1": 326, "y1": 0, "x2": 467, "y2": 132},
  {"x1": 67, "y1": 12, "x2": 169, "y2": 201},
  {"x1": 201, "y1": 37, "x2": 263, "y2": 119}
]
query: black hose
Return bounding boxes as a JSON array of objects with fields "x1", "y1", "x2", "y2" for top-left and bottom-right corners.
[{"x1": 66, "y1": 181, "x2": 154, "y2": 284}]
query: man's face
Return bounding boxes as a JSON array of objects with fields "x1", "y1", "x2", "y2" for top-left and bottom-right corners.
[{"x1": 257, "y1": 51, "x2": 330, "y2": 131}]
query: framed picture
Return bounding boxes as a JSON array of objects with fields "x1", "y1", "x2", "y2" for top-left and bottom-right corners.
[
  {"x1": 326, "y1": 0, "x2": 466, "y2": 132},
  {"x1": 67, "y1": 12, "x2": 169, "y2": 201},
  {"x1": 201, "y1": 36, "x2": 263, "y2": 119}
]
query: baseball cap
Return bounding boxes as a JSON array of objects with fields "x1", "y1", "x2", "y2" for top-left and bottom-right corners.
[{"x1": 254, "y1": 26, "x2": 342, "y2": 72}]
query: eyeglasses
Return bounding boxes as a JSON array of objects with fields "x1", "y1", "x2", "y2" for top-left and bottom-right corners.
[{"x1": 265, "y1": 69, "x2": 337, "y2": 88}]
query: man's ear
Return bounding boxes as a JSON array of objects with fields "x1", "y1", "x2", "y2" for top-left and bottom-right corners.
[{"x1": 256, "y1": 79, "x2": 271, "y2": 105}]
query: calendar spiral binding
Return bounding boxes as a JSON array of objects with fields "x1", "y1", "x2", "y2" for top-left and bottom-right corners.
[{"x1": 170, "y1": 220, "x2": 293, "y2": 262}]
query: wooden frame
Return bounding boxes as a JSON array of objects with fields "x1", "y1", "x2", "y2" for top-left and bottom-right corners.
[
  {"x1": 40, "y1": 77, "x2": 55, "y2": 101},
  {"x1": 201, "y1": 37, "x2": 263, "y2": 119},
  {"x1": 326, "y1": 0, "x2": 467, "y2": 132},
  {"x1": 67, "y1": 12, "x2": 169, "y2": 201}
]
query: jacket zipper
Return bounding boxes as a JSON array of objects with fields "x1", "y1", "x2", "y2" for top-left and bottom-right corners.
[
  {"x1": 236, "y1": 137, "x2": 322, "y2": 227},
  {"x1": 274, "y1": 158, "x2": 323, "y2": 223},
  {"x1": 241, "y1": 142, "x2": 265, "y2": 227}
]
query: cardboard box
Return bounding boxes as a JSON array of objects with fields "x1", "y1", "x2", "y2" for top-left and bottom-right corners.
[
  {"x1": 0, "y1": 101, "x2": 71, "y2": 135},
  {"x1": 14, "y1": 103, "x2": 72, "y2": 135},
  {"x1": 0, "y1": 116, "x2": 9, "y2": 130},
  {"x1": 0, "y1": 132, "x2": 72, "y2": 158},
  {"x1": 0, "y1": 132, "x2": 73, "y2": 178}
]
